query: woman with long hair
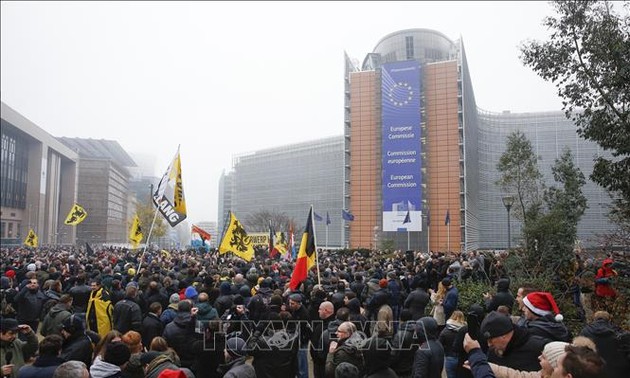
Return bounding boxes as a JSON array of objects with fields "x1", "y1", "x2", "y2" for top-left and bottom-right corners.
[{"x1": 439, "y1": 310, "x2": 466, "y2": 378}]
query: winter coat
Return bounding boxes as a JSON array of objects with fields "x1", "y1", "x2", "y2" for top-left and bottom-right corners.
[
  {"x1": 361, "y1": 334, "x2": 394, "y2": 377},
  {"x1": 60, "y1": 331, "x2": 94, "y2": 367},
  {"x1": 439, "y1": 319, "x2": 465, "y2": 357},
  {"x1": 468, "y1": 348, "x2": 498, "y2": 378},
  {"x1": 412, "y1": 317, "x2": 444, "y2": 378},
  {"x1": 404, "y1": 288, "x2": 431, "y2": 320},
  {"x1": 376, "y1": 304, "x2": 394, "y2": 338},
  {"x1": 0, "y1": 330, "x2": 39, "y2": 378},
  {"x1": 443, "y1": 286, "x2": 459, "y2": 320},
  {"x1": 14, "y1": 286, "x2": 46, "y2": 322},
  {"x1": 580, "y1": 318, "x2": 630, "y2": 378},
  {"x1": 485, "y1": 279, "x2": 515, "y2": 312},
  {"x1": 390, "y1": 320, "x2": 418, "y2": 377},
  {"x1": 17, "y1": 355, "x2": 65, "y2": 378},
  {"x1": 487, "y1": 326, "x2": 546, "y2": 372},
  {"x1": 325, "y1": 333, "x2": 365, "y2": 378},
  {"x1": 162, "y1": 312, "x2": 201, "y2": 369},
  {"x1": 595, "y1": 259, "x2": 617, "y2": 297},
  {"x1": 195, "y1": 301, "x2": 219, "y2": 321},
  {"x1": 40, "y1": 302, "x2": 72, "y2": 336},
  {"x1": 90, "y1": 358, "x2": 122, "y2": 378},
  {"x1": 141, "y1": 312, "x2": 164, "y2": 347},
  {"x1": 218, "y1": 357, "x2": 256, "y2": 378},
  {"x1": 144, "y1": 353, "x2": 181, "y2": 378},
  {"x1": 68, "y1": 284, "x2": 91, "y2": 313},
  {"x1": 311, "y1": 314, "x2": 335, "y2": 365},
  {"x1": 160, "y1": 305, "x2": 178, "y2": 325},
  {"x1": 112, "y1": 297, "x2": 142, "y2": 334},
  {"x1": 526, "y1": 315, "x2": 571, "y2": 343},
  {"x1": 248, "y1": 328, "x2": 299, "y2": 378},
  {"x1": 430, "y1": 292, "x2": 446, "y2": 326}
]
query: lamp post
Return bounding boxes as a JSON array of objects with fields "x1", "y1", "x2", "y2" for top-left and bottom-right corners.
[{"x1": 502, "y1": 195, "x2": 514, "y2": 250}]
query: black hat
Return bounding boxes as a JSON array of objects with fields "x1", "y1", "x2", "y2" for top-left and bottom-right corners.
[
  {"x1": 61, "y1": 314, "x2": 84, "y2": 334},
  {"x1": 232, "y1": 294, "x2": 244, "y2": 306},
  {"x1": 480, "y1": 311, "x2": 513, "y2": 339},
  {"x1": 104, "y1": 342, "x2": 131, "y2": 366},
  {"x1": 0, "y1": 318, "x2": 19, "y2": 332},
  {"x1": 441, "y1": 277, "x2": 452, "y2": 287}
]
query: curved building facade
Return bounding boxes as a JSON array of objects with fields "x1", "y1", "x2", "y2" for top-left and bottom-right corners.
[{"x1": 345, "y1": 29, "x2": 611, "y2": 252}]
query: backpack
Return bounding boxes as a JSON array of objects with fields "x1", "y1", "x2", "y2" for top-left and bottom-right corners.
[{"x1": 40, "y1": 297, "x2": 59, "y2": 321}]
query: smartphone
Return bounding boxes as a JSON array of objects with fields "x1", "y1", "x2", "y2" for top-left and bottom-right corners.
[{"x1": 467, "y1": 312, "x2": 480, "y2": 340}]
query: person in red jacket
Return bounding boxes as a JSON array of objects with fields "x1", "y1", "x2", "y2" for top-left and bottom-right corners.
[{"x1": 594, "y1": 258, "x2": 617, "y2": 313}]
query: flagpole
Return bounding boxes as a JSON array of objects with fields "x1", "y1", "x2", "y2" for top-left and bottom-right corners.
[
  {"x1": 135, "y1": 203, "x2": 160, "y2": 279},
  {"x1": 407, "y1": 229, "x2": 410, "y2": 251},
  {"x1": 312, "y1": 206, "x2": 321, "y2": 287},
  {"x1": 447, "y1": 222, "x2": 450, "y2": 252},
  {"x1": 325, "y1": 224, "x2": 329, "y2": 250}
]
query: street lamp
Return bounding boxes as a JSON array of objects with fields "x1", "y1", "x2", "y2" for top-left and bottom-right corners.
[{"x1": 502, "y1": 195, "x2": 515, "y2": 250}]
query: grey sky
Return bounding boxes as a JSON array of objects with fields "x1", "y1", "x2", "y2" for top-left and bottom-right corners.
[{"x1": 1, "y1": 1, "x2": 563, "y2": 225}]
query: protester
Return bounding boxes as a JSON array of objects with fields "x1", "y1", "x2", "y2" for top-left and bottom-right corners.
[
  {"x1": 17, "y1": 334, "x2": 65, "y2": 378},
  {"x1": 0, "y1": 319, "x2": 38, "y2": 378}
]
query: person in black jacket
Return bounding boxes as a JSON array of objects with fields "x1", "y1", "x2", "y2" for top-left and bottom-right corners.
[
  {"x1": 112, "y1": 284, "x2": 142, "y2": 334},
  {"x1": 311, "y1": 301, "x2": 335, "y2": 378},
  {"x1": 412, "y1": 316, "x2": 444, "y2": 378},
  {"x1": 404, "y1": 280, "x2": 431, "y2": 321},
  {"x1": 59, "y1": 314, "x2": 94, "y2": 367},
  {"x1": 480, "y1": 311, "x2": 546, "y2": 372},
  {"x1": 361, "y1": 321, "x2": 396, "y2": 378},
  {"x1": 141, "y1": 302, "x2": 164, "y2": 347},
  {"x1": 579, "y1": 310, "x2": 630, "y2": 378},
  {"x1": 18, "y1": 335, "x2": 65, "y2": 378},
  {"x1": 247, "y1": 311, "x2": 299, "y2": 378},
  {"x1": 14, "y1": 278, "x2": 46, "y2": 334},
  {"x1": 162, "y1": 300, "x2": 202, "y2": 371},
  {"x1": 439, "y1": 310, "x2": 466, "y2": 378},
  {"x1": 391, "y1": 309, "x2": 418, "y2": 378},
  {"x1": 462, "y1": 333, "x2": 496, "y2": 378},
  {"x1": 483, "y1": 279, "x2": 514, "y2": 313}
]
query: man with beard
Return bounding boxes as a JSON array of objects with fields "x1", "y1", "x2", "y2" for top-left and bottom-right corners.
[{"x1": 480, "y1": 311, "x2": 546, "y2": 372}]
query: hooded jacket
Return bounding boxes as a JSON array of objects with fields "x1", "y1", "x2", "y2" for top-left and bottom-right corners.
[
  {"x1": 391, "y1": 320, "x2": 418, "y2": 376},
  {"x1": 412, "y1": 317, "x2": 444, "y2": 378},
  {"x1": 485, "y1": 279, "x2": 515, "y2": 312},
  {"x1": 90, "y1": 357, "x2": 122, "y2": 378},
  {"x1": 487, "y1": 326, "x2": 546, "y2": 372},
  {"x1": 595, "y1": 259, "x2": 617, "y2": 297},
  {"x1": 0, "y1": 330, "x2": 39, "y2": 378},
  {"x1": 40, "y1": 302, "x2": 72, "y2": 336},
  {"x1": 162, "y1": 311, "x2": 200, "y2": 368},
  {"x1": 580, "y1": 318, "x2": 630, "y2": 378},
  {"x1": 439, "y1": 318, "x2": 465, "y2": 357},
  {"x1": 325, "y1": 332, "x2": 365, "y2": 378},
  {"x1": 526, "y1": 314, "x2": 571, "y2": 343}
]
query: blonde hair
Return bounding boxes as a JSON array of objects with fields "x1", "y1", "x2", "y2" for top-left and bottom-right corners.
[
  {"x1": 572, "y1": 336, "x2": 597, "y2": 352},
  {"x1": 435, "y1": 282, "x2": 447, "y2": 300},
  {"x1": 149, "y1": 336, "x2": 169, "y2": 352},
  {"x1": 449, "y1": 310, "x2": 466, "y2": 324}
]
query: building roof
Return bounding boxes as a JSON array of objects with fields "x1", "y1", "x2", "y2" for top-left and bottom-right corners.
[{"x1": 57, "y1": 137, "x2": 137, "y2": 167}]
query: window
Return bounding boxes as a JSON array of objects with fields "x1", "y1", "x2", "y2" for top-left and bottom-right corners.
[{"x1": 405, "y1": 36, "x2": 414, "y2": 59}]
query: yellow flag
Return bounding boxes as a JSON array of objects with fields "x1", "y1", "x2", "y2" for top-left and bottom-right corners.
[
  {"x1": 129, "y1": 214, "x2": 143, "y2": 248},
  {"x1": 219, "y1": 212, "x2": 254, "y2": 262},
  {"x1": 24, "y1": 229, "x2": 38, "y2": 247},
  {"x1": 64, "y1": 203, "x2": 88, "y2": 225},
  {"x1": 161, "y1": 249, "x2": 171, "y2": 258}
]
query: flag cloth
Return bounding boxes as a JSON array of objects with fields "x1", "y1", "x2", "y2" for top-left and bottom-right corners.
[
  {"x1": 219, "y1": 212, "x2": 254, "y2": 262},
  {"x1": 326, "y1": 211, "x2": 331, "y2": 225},
  {"x1": 153, "y1": 147, "x2": 187, "y2": 227},
  {"x1": 160, "y1": 249, "x2": 171, "y2": 258},
  {"x1": 403, "y1": 210, "x2": 411, "y2": 224},
  {"x1": 274, "y1": 232, "x2": 288, "y2": 256},
  {"x1": 191, "y1": 224, "x2": 211, "y2": 246},
  {"x1": 64, "y1": 203, "x2": 87, "y2": 225},
  {"x1": 445, "y1": 209, "x2": 451, "y2": 226},
  {"x1": 289, "y1": 207, "x2": 317, "y2": 291},
  {"x1": 314, "y1": 212, "x2": 323, "y2": 222},
  {"x1": 342, "y1": 209, "x2": 355, "y2": 221},
  {"x1": 129, "y1": 214, "x2": 143, "y2": 248},
  {"x1": 24, "y1": 229, "x2": 38, "y2": 247},
  {"x1": 86, "y1": 242, "x2": 94, "y2": 256}
]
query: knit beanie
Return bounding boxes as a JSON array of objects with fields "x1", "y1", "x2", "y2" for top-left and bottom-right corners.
[
  {"x1": 543, "y1": 341, "x2": 569, "y2": 368},
  {"x1": 225, "y1": 336, "x2": 247, "y2": 358},
  {"x1": 104, "y1": 342, "x2": 131, "y2": 366},
  {"x1": 184, "y1": 286, "x2": 198, "y2": 300},
  {"x1": 169, "y1": 293, "x2": 181, "y2": 304}
]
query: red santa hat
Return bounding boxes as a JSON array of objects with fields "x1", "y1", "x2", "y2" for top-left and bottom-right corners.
[{"x1": 523, "y1": 292, "x2": 563, "y2": 322}]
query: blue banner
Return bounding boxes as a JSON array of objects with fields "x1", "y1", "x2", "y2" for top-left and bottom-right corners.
[{"x1": 381, "y1": 60, "x2": 422, "y2": 232}]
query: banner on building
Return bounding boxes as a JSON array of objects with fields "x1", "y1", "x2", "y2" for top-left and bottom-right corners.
[{"x1": 381, "y1": 60, "x2": 423, "y2": 232}]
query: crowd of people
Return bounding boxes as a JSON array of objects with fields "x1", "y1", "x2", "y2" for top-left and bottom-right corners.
[{"x1": 0, "y1": 245, "x2": 627, "y2": 378}]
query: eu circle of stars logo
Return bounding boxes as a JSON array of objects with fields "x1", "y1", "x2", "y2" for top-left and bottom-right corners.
[{"x1": 388, "y1": 82, "x2": 414, "y2": 107}]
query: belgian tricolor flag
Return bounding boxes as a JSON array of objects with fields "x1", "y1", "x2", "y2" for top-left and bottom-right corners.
[{"x1": 289, "y1": 207, "x2": 317, "y2": 291}]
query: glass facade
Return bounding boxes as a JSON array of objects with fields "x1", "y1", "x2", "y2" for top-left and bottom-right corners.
[
  {"x1": 227, "y1": 136, "x2": 345, "y2": 247},
  {"x1": 0, "y1": 121, "x2": 28, "y2": 209},
  {"x1": 477, "y1": 110, "x2": 613, "y2": 248}
]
